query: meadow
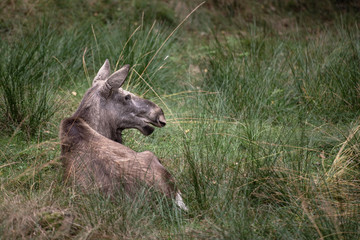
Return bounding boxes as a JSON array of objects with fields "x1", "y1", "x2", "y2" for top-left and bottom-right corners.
[{"x1": 0, "y1": 1, "x2": 359, "y2": 239}]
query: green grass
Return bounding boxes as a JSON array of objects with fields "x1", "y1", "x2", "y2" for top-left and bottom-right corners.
[{"x1": 1, "y1": 1, "x2": 360, "y2": 239}]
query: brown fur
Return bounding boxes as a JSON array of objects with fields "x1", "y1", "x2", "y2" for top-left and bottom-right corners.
[{"x1": 60, "y1": 117, "x2": 176, "y2": 197}]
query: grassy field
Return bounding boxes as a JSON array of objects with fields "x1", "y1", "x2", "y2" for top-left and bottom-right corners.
[{"x1": 1, "y1": 0, "x2": 359, "y2": 239}]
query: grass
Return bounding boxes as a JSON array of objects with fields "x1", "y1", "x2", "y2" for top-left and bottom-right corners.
[{"x1": 1, "y1": 0, "x2": 360, "y2": 239}]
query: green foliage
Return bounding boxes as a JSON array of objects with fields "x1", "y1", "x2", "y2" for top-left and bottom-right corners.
[
  {"x1": 201, "y1": 23, "x2": 360, "y2": 122},
  {"x1": 0, "y1": 25, "x2": 86, "y2": 138},
  {"x1": 0, "y1": 28, "x2": 57, "y2": 137},
  {"x1": 0, "y1": 19, "x2": 174, "y2": 137},
  {"x1": 293, "y1": 26, "x2": 360, "y2": 120},
  {"x1": 87, "y1": 22, "x2": 176, "y2": 94}
]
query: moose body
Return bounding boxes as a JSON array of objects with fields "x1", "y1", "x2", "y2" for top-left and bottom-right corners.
[{"x1": 60, "y1": 60, "x2": 187, "y2": 210}]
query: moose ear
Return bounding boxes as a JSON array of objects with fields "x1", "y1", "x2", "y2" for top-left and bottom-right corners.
[
  {"x1": 93, "y1": 59, "x2": 111, "y2": 85},
  {"x1": 105, "y1": 64, "x2": 130, "y2": 89}
]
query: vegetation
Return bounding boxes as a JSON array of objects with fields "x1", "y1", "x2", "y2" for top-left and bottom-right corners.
[{"x1": 0, "y1": 0, "x2": 359, "y2": 239}]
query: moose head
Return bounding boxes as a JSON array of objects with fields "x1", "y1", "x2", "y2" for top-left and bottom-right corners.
[{"x1": 73, "y1": 59, "x2": 166, "y2": 143}]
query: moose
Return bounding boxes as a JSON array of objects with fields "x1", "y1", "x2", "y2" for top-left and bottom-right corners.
[{"x1": 60, "y1": 60, "x2": 187, "y2": 210}]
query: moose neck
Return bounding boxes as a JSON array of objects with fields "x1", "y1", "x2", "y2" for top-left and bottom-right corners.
[
  {"x1": 88, "y1": 113, "x2": 122, "y2": 143},
  {"x1": 72, "y1": 102, "x2": 122, "y2": 143}
]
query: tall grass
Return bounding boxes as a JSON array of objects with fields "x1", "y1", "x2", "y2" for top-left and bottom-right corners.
[
  {"x1": 0, "y1": 28, "x2": 58, "y2": 138},
  {"x1": 0, "y1": 1, "x2": 359, "y2": 239},
  {"x1": 201, "y1": 23, "x2": 360, "y2": 122},
  {"x1": 177, "y1": 18, "x2": 360, "y2": 239},
  {"x1": 0, "y1": 21, "x2": 176, "y2": 138},
  {"x1": 87, "y1": 22, "x2": 176, "y2": 94},
  {"x1": 179, "y1": 119, "x2": 360, "y2": 238}
]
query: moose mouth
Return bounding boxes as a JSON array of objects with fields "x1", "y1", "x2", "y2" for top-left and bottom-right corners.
[{"x1": 140, "y1": 117, "x2": 166, "y2": 136}]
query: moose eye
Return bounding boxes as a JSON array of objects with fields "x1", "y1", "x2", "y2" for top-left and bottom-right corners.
[{"x1": 125, "y1": 94, "x2": 131, "y2": 101}]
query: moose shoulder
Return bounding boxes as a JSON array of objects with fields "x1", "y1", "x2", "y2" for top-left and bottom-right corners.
[{"x1": 60, "y1": 60, "x2": 187, "y2": 210}]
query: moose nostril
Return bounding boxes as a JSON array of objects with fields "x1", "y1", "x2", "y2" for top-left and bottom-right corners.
[
  {"x1": 159, "y1": 120, "x2": 166, "y2": 127},
  {"x1": 158, "y1": 115, "x2": 166, "y2": 127}
]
